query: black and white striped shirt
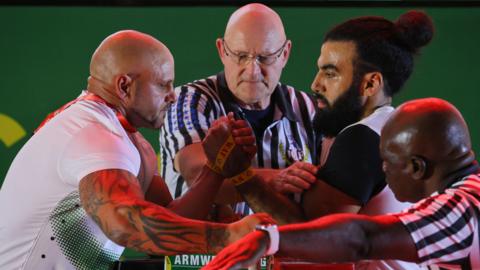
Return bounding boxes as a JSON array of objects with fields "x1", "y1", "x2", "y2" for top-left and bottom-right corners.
[
  {"x1": 159, "y1": 72, "x2": 317, "y2": 215},
  {"x1": 394, "y1": 170, "x2": 480, "y2": 269}
]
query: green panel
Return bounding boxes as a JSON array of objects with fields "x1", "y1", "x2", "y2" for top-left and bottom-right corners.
[{"x1": 1, "y1": 5, "x2": 479, "y2": 259}]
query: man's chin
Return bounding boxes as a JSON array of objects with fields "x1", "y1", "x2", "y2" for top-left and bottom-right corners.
[
  {"x1": 234, "y1": 95, "x2": 261, "y2": 107},
  {"x1": 394, "y1": 194, "x2": 409, "y2": 203},
  {"x1": 149, "y1": 117, "x2": 164, "y2": 130},
  {"x1": 136, "y1": 115, "x2": 163, "y2": 130}
]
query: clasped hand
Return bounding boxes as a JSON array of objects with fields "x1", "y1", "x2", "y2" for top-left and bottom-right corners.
[{"x1": 202, "y1": 113, "x2": 256, "y2": 177}]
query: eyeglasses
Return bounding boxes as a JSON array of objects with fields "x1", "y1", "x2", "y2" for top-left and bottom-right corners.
[{"x1": 222, "y1": 38, "x2": 288, "y2": 66}]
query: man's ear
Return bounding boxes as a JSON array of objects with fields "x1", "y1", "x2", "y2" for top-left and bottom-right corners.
[
  {"x1": 280, "y1": 40, "x2": 292, "y2": 68},
  {"x1": 116, "y1": 74, "x2": 133, "y2": 99},
  {"x1": 360, "y1": 71, "x2": 383, "y2": 97},
  {"x1": 408, "y1": 155, "x2": 427, "y2": 180},
  {"x1": 216, "y1": 38, "x2": 227, "y2": 64}
]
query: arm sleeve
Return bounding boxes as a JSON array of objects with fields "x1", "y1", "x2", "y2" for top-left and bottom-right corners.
[
  {"x1": 393, "y1": 190, "x2": 478, "y2": 266},
  {"x1": 316, "y1": 124, "x2": 385, "y2": 204},
  {"x1": 58, "y1": 122, "x2": 140, "y2": 186}
]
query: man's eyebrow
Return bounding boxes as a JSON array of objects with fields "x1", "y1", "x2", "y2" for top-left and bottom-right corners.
[{"x1": 320, "y1": 64, "x2": 339, "y2": 72}]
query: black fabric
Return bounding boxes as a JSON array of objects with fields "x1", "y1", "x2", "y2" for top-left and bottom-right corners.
[
  {"x1": 174, "y1": 176, "x2": 185, "y2": 198},
  {"x1": 112, "y1": 258, "x2": 164, "y2": 270},
  {"x1": 243, "y1": 102, "x2": 275, "y2": 142},
  {"x1": 316, "y1": 124, "x2": 386, "y2": 204},
  {"x1": 441, "y1": 161, "x2": 480, "y2": 192}
]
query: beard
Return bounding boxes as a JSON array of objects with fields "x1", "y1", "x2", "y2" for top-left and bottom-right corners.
[
  {"x1": 126, "y1": 105, "x2": 166, "y2": 130},
  {"x1": 312, "y1": 82, "x2": 363, "y2": 138}
]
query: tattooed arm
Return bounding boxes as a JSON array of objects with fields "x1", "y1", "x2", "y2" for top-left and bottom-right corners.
[
  {"x1": 79, "y1": 169, "x2": 268, "y2": 255},
  {"x1": 144, "y1": 165, "x2": 225, "y2": 220}
]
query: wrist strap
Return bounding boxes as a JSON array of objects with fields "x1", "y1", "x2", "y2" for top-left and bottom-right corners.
[
  {"x1": 207, "y1": 135, "x2": 235, "y2": 174},
  {"x1": 229, "y1": 167, "x2": 254, "y2": 186},
  {"x1": 205, "y1": 160, "x2": 222, "y2": 174},
  {"x1": 256, "y1": 224, "x2": 279, "y2": 256}
]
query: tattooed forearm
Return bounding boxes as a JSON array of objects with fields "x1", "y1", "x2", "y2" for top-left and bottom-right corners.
[
  {"x1": 79, "y1": 169, "x2": 228, "y2": 255},
  {"x1": 206, "y1": 223, "x2": 229, "y2": 254}
]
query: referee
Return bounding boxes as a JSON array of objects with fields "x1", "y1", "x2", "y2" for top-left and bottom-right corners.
[{"x1": 159, "y1": 3, "x2": 318, "y2": 219}]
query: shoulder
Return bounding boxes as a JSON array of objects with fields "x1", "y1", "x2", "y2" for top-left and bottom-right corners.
[
  {"x1": 176, "y1": 75, "x2": 219, "y2": 96},
  {"x1": 174, "y1": 75, "x2": 223, "y2": 106},
  {"x1": 393, "y1": 183, "x2": 479, "y2": 266},
  {"x1": 336, "y1": 124, "x2": 380, "y2": 147},
  {"x1": 69, "y1": 100, "x2": 125, "y2": 137},
  {"x1": 399, "y1": 174, "x2": 480, "y2": 221},
  {"x1": 278, "y1": 83, "x2": 316, "y2": 115},
  {"x1": 355, "y1": 106, "x2": 395, "y2": 135},
  {"x1": 281, "y1": 84, "x2": 315, "y2": 103},
  {"x1": 462, "y1": 173, "x2": 480, "y2": 186},
  {"x1": 453, "y1": 173, "x2": 480, "y2": 201},
  {"x1": 327, "y1": 124, "x2": 382, "y2": 172}
]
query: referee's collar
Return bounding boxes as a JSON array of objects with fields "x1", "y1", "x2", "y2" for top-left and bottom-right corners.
[
  {"x1": 436, "y1": 160, "x2": 480, "y2": 194},
  {"x1": 216, "y1": 72, "x2": 300, "y2": 122}
]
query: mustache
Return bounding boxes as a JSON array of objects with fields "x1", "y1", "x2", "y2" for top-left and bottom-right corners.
[
  {"x1": 313, "y1": 93, "x2": 330, "y2": 108},
  {"x1": 239, "y1": 79, "x2": 268, "y2": 86},
  {"x1": 239, "y1": 74, "x2": 267, "y2": 86}
]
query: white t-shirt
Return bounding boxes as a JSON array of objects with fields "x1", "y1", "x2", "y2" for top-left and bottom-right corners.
[{"x1": 0, "y1": 97, "x2": 149, "y2": 270}]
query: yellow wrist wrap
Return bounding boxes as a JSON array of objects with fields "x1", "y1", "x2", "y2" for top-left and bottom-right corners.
[
  {"x1": 206, "y1": 135, "x2": 235, "y2": 174},
  {"x1": 229, "y1": 167, "x2": 254, "y2": 186}
]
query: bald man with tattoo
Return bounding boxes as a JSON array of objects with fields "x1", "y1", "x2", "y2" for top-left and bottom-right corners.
[
  {"x1": 204, "y1": 98, "x2": 480, "y2": 270},
  {"x1": 0, "y1": 30, "x2": 272, "y2": 270}
]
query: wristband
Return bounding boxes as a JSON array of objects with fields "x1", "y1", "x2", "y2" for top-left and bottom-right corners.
[
  {"x1": 208, "y1": 135, "x2": 235, "y2": 173},
  {"x1": 255, "y1": 224, "x2": 279, "y2": 256},
  {"x1": 205, "y1": 160, "x2": 222, "y2": 174},
  {"x1": 228, "y1": 167, "x2": 254, "y2": 186}
]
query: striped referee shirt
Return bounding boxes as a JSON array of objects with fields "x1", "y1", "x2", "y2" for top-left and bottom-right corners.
[
  {"x1": 159, "y1": 72, "x2": 317, "y2": 215},
  {"x1": 394, "y1": 165, "x2": 480, "y2": 270}
]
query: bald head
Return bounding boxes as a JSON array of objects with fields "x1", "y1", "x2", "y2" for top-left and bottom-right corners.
[
  {"x1": 224, "y1": 3, "x2": 286, "y2": 47},
  {"x1": 219, "y1": 4, "x2": 290, "y2": 109},
  {"x1": 380, "y1": 98, "x2": 475, "y2": 201},
  {"x1": 88, "y1": 30, "x2": 173, "y2": 106},
  {"x1": 383, "y1": 98, "x2": 472, "y2": 164}
]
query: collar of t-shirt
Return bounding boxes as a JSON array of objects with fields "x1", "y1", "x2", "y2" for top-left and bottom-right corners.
[
  {"x1": 35, "y1": 91, "x2": 137, "y2": 134},
  {"x1": 433, "y1": 160, "x2": 480, "y2": 196},
  {"x1": 215, "y1": 71, "x2": 300, "y2": 123}
]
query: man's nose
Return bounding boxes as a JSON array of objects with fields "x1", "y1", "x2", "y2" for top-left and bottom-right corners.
[
  {"x1": 165, "y1": 88, "x2": 176, "y2": 104},
  {"x1": 244, "y1": 57, "x2": 262, "y2": 78},
  {"x1": 310, "y1": 74, "x2": 325, "y2": 94}
]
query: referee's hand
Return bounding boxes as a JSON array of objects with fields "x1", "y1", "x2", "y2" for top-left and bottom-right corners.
[{"x1": 269, "y1": 161, "x2": 318, "y2": 194}]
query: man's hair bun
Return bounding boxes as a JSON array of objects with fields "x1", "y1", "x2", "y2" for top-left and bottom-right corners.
[{"x1": 396, "y1": 10, "x2": 434, "y2": 52}]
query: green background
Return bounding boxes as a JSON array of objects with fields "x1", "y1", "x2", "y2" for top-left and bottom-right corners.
[{"x1": 1, "y1": 4, "x2": 479, "y2": 258}]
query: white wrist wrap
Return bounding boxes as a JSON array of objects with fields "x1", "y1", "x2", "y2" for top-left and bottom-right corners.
[{"x1": 255, "y1": 224, "x2": 279, "y2": 256}]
